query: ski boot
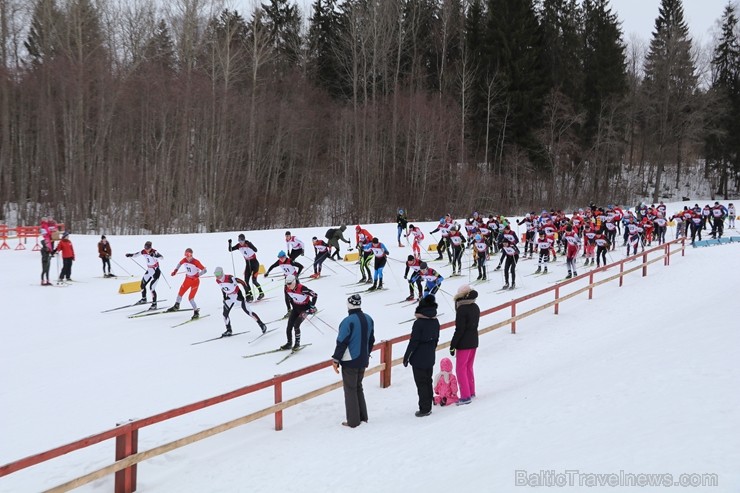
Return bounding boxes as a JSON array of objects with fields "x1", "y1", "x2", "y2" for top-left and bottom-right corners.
[
  {"x1": 191, "y1": 309, "x2": 200, "y2": 320},
  {"x1": 543, "y1": 267, "x2": 548, "y2": 274},
  {"x1": 476, "y1": 274, "x2": 482, "y2": 280},
  {"x1": 148, "y1": 302, "x2": 158, "y2": 311},
  {"x1": 565, "y1": 273, "x2": 572, "y2": 279},
  {"x1": 309, "y1": 272, "x2": 319, "y2": 279},
  {"x1": 405, "y1": 294, "x2": 416, "y2": 302},
  {"x1": 573, "y1": 271, "x2": 578, "y2": 277},
  {"x1": 535, "y1": 266, "x2": 541, "y2": 274},
  {"x1": 135, "y1": 298, "x2": 147, "y2": 305},
  {"x1": 280, "y1": 341, "x2": 293, "y2": 350},
  {"x1": 222, "y1": 326, "x2": 233, "y2": 337},
  {"x1": 257, "y1": 290, "x2": 265, "y2": 301},
  {"x1": 510, "y1": 282, "x2": 516, "y2": 290},
  {"x1": 378, "y1": 280, "x2": 383, "y2": 290},
  {"x1": 494, "y1": 265, "x2": 502, "y2": 271},
  {"x1": 166, "y1": 302, "x2": 180, "y2": 313},
  {"x1": 292, "y1": 339, "x2": 301, "y2": 351},
  {"x1": 502, "y1": 283, "x2": 509, "y2": 290},
  {"x1": 359, "y1": 276, "x2": 367, "y2": 283},
  {"x1": 259, "y1": 321, "x2": 267, "y2": 334},
  {"x1": 368, "y1": 282, "x2": 377, "y2": 291}
]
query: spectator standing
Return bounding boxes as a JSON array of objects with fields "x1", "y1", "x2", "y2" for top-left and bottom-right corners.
[
  {"x1": 331, "y1": 294, "x2": 375, "y2": 428},
  {"x1": 40, "y1": 239, "x2": 52, "y2": 285},
  {"x1": 54, "y1": 232, "x2": 75, "y2": 283},
  {"x1": 450, "y1": 284, "x2": 480, "y2": 405},
  {"x1": 98, "y1": 235, "x2": 113, "y2": 277},
  {"x1": 403, "y1": 294, "x2": 440, "y2": 417}
]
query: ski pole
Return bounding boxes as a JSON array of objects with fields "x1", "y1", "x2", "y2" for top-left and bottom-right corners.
[
  {"x1": 129, "y1": 257, "x2": 146, "y2": 271},
  {"x1": 312, "y1": 315, "x2": 337, "y2": 333},
  {"x1": 111, "y1": 257, "x2": 132, "y2": 276},
  {"x1": 304, "y1": 314, "x2": 325, "y2": 335}
]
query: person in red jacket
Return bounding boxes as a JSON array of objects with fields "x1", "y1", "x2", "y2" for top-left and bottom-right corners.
[
  {"x1": 167, "y1": 248, "x2": 207, "y2": 319},
  {"x1": 54, "y1": 232, "x2": 75, "y2": 283}
]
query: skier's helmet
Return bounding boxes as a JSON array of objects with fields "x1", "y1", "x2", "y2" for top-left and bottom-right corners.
[
  {"x1": 285, "y1": 274, "x2": 296, "y2": 285},
  {"x1": 144, "y1": 241, "x2": 152, "y2": 249},
  {"x1": 419, "y1": 261, "x2": 428, "y2": 269},
  {"x1": 278, "y1": 250, "x2": 287, "y2": 258},
  {"x1": 214, "y1": 266, "x2": 224, "y2": 278}
]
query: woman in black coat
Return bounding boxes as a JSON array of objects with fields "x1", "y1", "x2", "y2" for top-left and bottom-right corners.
[
  {"x1": 450, "y1": 284, "x2": 480, "y2": 405},
  {"x1": 403, "y1": 295, "x2": 440, "y2": 417}
]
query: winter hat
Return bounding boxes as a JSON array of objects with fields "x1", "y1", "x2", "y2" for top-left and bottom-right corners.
[
  {"x1": 454, "y1": 284, "x2": 472, "y2": 301},
  {"x1": 62, "y1": 231, "x2": 69, "y2": 238},
  {"x1": 101, "y1": 235, "x2": 106, "y2": 240},
  {"x1": 418, "y1": 294, "x2": 437, "y2": 309},
  {"x1": 440, "y1": 357, "x2": 453, "y2": 373},
  {"x1": 347, "y1": 294, "x2": 362, "y2": 310}
]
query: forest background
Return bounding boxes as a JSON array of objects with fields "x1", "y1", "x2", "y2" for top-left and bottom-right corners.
[{"x1": 1, "y1": 0, "x2": 739, "y2": 233}]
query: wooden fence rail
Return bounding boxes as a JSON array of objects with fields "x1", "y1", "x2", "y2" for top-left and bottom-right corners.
[{"x1": 0, "y1": 238, "x2": 686, "y2": 493}]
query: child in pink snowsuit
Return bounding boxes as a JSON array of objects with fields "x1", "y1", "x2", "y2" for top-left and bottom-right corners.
[{"x1": 433, "y1": 357, "x2": 459, "y2": 406}]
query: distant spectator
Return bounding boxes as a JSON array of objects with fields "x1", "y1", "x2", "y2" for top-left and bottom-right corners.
[
  {"x1": 403, "y1": 294, "x2": 440, "y2": 417},
  {"x1": 40, "y1": 239, "x2": 52, "y2": 286},
  {"x1": 98, "y1": 235, "x2": 113, "y2": 277},
  {"x1": 332, "y1": 294, "x2": 375, "y2": 428},
  {"x1": 54, "y1": 232, "x2": 75, "y2": 282},
  {"x1": 451, "y1": 284, "x2": 480, "y2": 405},
  {"x1": 326, "y1": 225, "x2": 351, "y2": 260}
]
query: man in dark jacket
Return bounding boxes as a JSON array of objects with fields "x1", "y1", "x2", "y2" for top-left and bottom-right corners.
[
  {"x1": 451, "y1": 284, "x2": 480, "y2": 405},
  {"x1": 326, "y1": 225, "x2": 351, "y2": 260},
  {"x1": 403, "y1": 294, "x2": 440, "y2": 417},
  {"x1": 332, "y1": 294, "x2": 375, "y2": 427}
]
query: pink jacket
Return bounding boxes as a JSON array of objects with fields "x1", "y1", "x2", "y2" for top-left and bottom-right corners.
[{"x1": 433, "y1": 357, "x2": 459, "y2": 406}]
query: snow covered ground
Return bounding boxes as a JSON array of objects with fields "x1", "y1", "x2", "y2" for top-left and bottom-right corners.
[{"x1": 1, "y1": 202, "x2": 739, "y2": 493}]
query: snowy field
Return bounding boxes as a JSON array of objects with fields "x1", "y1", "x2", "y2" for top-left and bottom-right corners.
[{"x1": 1, "y1": 202, "x2": 739, "y2": 493}]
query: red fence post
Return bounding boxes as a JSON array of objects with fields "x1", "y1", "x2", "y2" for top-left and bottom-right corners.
[
  {"x1": 380, "y1": 340, "x2": 392, "y2": 388},
  {"x1": 665, "y1": 243, "x2": 670, "y2": 266},
  {"x1": 642, "y1": 252, "x2": 648, "y2": 277},
  {"x1": 14, "y1": 227, "x2": 26, "y2": 250},
  {"x1": 588, "y1": 272, "x2": 594, "y2": 299},
  {"x1": 510, "y1": 303, "x2": 516, "y2": 334},
  {"x1": 114, "y1": 426, "x2": 138, "y2": 493},
  {"x1": 554, "y1": 286, "x2": 559, "y2": 315},
  {"x1": 274, "y1": 378, "x2": 283, "y2": 431},
  {"x1": 0, "y1": 225, "x2": 8, "y2": 250},
  {"x1": 619, "y1": 261, "x2": 624, "y2": 287}
]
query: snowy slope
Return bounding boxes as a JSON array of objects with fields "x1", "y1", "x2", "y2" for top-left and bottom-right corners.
[{"x1": 1, "y1": 204, "x2": 739, "y2": 493}]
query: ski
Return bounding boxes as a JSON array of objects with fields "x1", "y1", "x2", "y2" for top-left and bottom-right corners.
[
  {"x1": 341, "y1": 281, "x2": 367, "y2": 287},
  {"x1": 276, "y1": 344, "x2": 313, "y2": 365},
  {"x1": 101, "y1": 299, "x2": 168, "y2": 313},
  {"x1": 243, "y1": 346, "x2": 293, "y2": 359},
  {"x1": 303, "y1": 275, "x2": 330, "y2": 283},
  {"x1": 128, "y1": 308, "x2": 193, "y2": 319},
  {"x1": 264, "y1": 314, "x2": 291, "y2": 325},
  {"x1": 248, "y1": 328, "x2": 278, "y2": 343},
  {"x1": 171, "y1": 314, "x2": 211, "y2": 328},
  {"x1": 191, "y1": 330, "x2": 249, "y2": 345},
  {"x1": 386, "y1": 298, "x2": 416, "y2": 306}
]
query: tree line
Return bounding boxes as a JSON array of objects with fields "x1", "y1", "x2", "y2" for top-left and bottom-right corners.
[{"x1": 0, "y1": 0, "x2": 737, "y2": 233}]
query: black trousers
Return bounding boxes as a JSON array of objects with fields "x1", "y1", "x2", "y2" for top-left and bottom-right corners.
[
  {"x1": 412, "y1": 366, "x2": 433, "y2": 413},
  {"x1": 341, "y1": 366, "x2": 368, "y2": 427},
  {"x1": 60, "y1": 258, "x2": 73, "y2": 280}
]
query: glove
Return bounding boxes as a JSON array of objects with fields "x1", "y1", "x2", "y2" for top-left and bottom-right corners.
[
  {"x1": 171, "y1": 270, "x2": 177, "y2": 276},
  {"x1": 307, "y1": 305, "x2": 317, "y2": 315},
  {"x1": 403, "y1": 276, "x2": 407, "y2": 280},
  {"x1": 228, "y1": 239, "x2": 232, "y2": 245},
  {"x1": 450, "y1": 347, "x2": 456, "y2": 357},
  {"x1": 332, "y1": 360, "x2": 340, "y2": 374},
  {"x1": 403, "y1": 359, "x2": 409, "y2": 368},
  {"x1": 125, "y1": 253, "x2": 133, "y2": 257}
]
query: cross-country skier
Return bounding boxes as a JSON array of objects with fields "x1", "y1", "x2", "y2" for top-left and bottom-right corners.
[
  {"x1": 500, "y1": 238, "x2": 519, "y2": 289},
  {"x1": 472, "y1": 234, "x2": 488, "y2": 280},
  {"x1": 710, "y1": 201, "x2": 728, "y2": 239},
  {"x1": 214, "y1": 266, "x2": 267, "y2": 337},
  {"x1": 355, "y1": 225, "x2": 374, "y2": 283},
  {"x1": 404, "y1": 255, "x2": 424, "y2": 301},
  {"x1": 396, "y1": 209, "x2": 409, "y2": 247},
  {"x1": 167, "y1": 248, "x2": 207, "y2": 320},
  {"x1": 281, "y1": 274, "x2": 318, "y2": 350},
  {"x1": 228, "y1": 234, "x2": 265, "y2": 301},
  {"x1": 284, "y1": 231, "x2": 305, "y2": 262},
  {"x1": 265, "y1": 250, "x2": 303, "y2": 279},
  {"x1": 728, "y1": 203, "x2": 736, "y2": 229},
  {"x1": 534, "y1": 231, "x2": 553, "y2": 274},
  {"x1": 405, "y1": 224, "x2": 425, "y2": 260},
  {"x1": 448, "y1": 224, "x2": 466, "y2": 275},
  {"x1": 125, "y1": 241, "x2": 163, "y2": 310},
  {"x1": 98, "y1": 235, "x2": 113, "y2": 277},
  {"x1": 310, "y1": 237, "x2": 330, "y2": 278},
  {"x1": 418, "y1": 261, "x2": 444, "y2": 297},
  {"x1": 561, "y1": 225, "x2": 581, "y2": 279},
  {"x1": 368, "y1": 238, "x2": 390, "y2": 291}
]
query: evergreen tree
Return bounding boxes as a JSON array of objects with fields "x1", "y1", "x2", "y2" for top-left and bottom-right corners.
[
  {"x1": 581, "y1": 0, "x2": 627, "y2": 146},
  {"x1": 483, "y1": 0, "x2": 548, "y2": 164},
  {"x1": 306, "y1": 0, "x2": 346, "y2": 98},
  {"x1": 706, "y1": 3, "x2": 740, "y2": 197},
  {"x1": 142, "y1": 19, "x2": 177, "y2": 73},
  {"x1": 24, "y1": 0, "x2": 64, "y2": 67},
  {"x1": 642, "y1": 0, "x2": 697, "y2": 202},
  {"x1": 261, "y1": 0, "x2": 303, "y2": 72},
  {"x1": 539, "y1": 0, "x2": 583, "y2": 101}
]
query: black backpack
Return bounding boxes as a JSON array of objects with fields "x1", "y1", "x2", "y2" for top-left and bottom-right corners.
[{"x1": 325, "y1": 228, "x2": 336, "y2": 240}]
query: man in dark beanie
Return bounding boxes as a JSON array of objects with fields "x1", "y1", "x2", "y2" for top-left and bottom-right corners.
[
  {"x1": 403, "y1": 294, "x2": 440, "y2": 417},
  {"x1": 332, "y1": 294, "x2": 375, "y2": 427}
]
